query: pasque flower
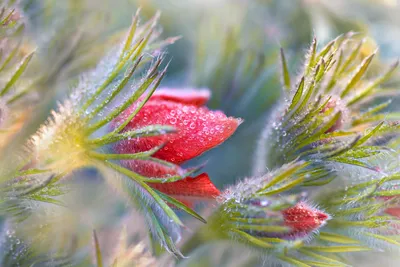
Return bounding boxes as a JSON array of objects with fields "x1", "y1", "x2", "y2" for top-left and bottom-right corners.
[{"x1": 113, "y1": 88, "x2": 241, "y2": 204}]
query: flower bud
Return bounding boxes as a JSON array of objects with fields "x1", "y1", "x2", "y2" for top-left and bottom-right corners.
[{"x1": 282, "y1": 202, "x2": 330, "y2": 238}]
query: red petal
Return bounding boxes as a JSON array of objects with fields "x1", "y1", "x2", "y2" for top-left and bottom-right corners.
[
  {"x1": 149, "y1": 173, "x2": 220, "y2": 198},
  {"x1": 120, "y1": 159, "x2": 219, "y2": 200},
  {"x1": 152, "y1": 88, "x2": 210, "y2": 106},
  {"x1": 114, "y1": 99, "x2": 241, "y2": 164}
]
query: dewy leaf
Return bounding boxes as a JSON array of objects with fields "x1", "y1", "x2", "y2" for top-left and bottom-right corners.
[
  {"x1": 348, "y1": 61, "x2": 398, "y2": 106},
  {"x1": 293, "y1": 80, "x2": 315, "y2": 117},
  {"x1": 81, "y1": 38, "x2": 145, "y2": 111},
  {"x1": 0, "y1": 52, "x2": 34, "y2": 97},
  {"x1": 145, "y1": 204, "x2": 183, "y2": 258},
  {"x1": 316, "y1": 39, "x2": 336, "y2": 63},
  {"x1": 280, "y1": 48, "x2": 291, "y2": 90},
  {"x1": 0, "y1": 8, "x2": 15, "y2": 25},
  {"x1": 298, "y1": 249, "x2": 348, "y2": 266},
  {"x1": 110, "y1": 61, "x2": 167, "y2": 134},
  {"x1": 278, "y1": 255, "x2": 312, "y2": 267},
  {"x1": 373, "y1": 189, "x2": 400, "y2": 197},
  {"x1": 236, "y1": 224, "x2": 289, "y2": 233},
  {"x1": 157, "y1": 190, "x2": 206, "y2": 223},
  {"x1": 305, "y1": 37, "x2": 317, "y2": 74},
  {"x1": 288, "y1": 76, "x2": 305, "y2": 111},
  {"x1": 295, "y1": 131, "x2": 355, "y2": 152},
  {"x1": 364, "y1": 233, "x2": 400, "y2": 246},
  {"x1": 140, "y1": 168, "x2": 196, "y2": 183},
  {"x1": 261, "y1": 177, "x2": 304, "y2": 195},
  {"x1": 301, "y1": 260, "x2": 344, "y2": 267},
  {"x1": 87, "y1": 144, "x2": 164, "y2": 160},
  {"x1": 119, "y1": 8, "x2": 141, "y2": 60},
  {"x1": 88, "y1": 125, "x2": 176, "y2": 146},
  {"x1": 262, "y1": 161, "x2": 308, "y2": 190},
  {"x1": 352, "y1": 101, "x2": 392, "y2": 125},
  {"x1": 305, "y1": 112, "x2": 342, "y2": 141},
  {"x1": 86, "y1": 60, "x2": 165, "y2": 133},
  {"x1": 231, "y1": 229, "x2": 274, "y2": 249},
  {"x1": 338, "y1": 39, "x2": 364, "y2": 75},
  {"x1": 0, "y1": 41, "x2": 20, "y2": 72},
  {"x1": 354, "y1": 121, "x2": 384, "y2": 147},
  {"x1": 315, "y1": 59, "x2": 326, "y2": 83},
  {"x1": 341, "y1": 52, "x2": 375, "y2": 97},
  {"x1": 318, "y1": 232, "x2": 360, "y2": 244},
  {"x1": 87, "y1": 55, "x2": 143, "y2": 119},
  {"x1": 307, "y1": 246, "x2": 371, "y2": 253},
  {"x1": 104, "y1": 161, "x2": 183, "y2": 226}
]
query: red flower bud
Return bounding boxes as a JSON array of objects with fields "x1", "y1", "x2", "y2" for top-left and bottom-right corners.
[
  {"x1": 282, "y1": 202, "x2": 329, "y2": 236},
  {"x1": 113, "y1": 88, "x2": 241, "y2": 205}
]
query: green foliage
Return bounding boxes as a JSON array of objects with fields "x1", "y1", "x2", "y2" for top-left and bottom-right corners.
[
  {"x1": 1, "y1": 4, "x2": 202, "y2": 260},
  {"x1": 0, "y1": 221, "x2": 80, "y2": 267},
  {"x1": 183, "y1": 32, "x2": 400, "y2": 266},
  {"x1": 254, "y1": 33, "x2": 400, "y2": 185},
  {"x1": 1, "y1": 1, "x2": 400, "y2": 266},
  {"x1": 0, "y1": 171, "x2": 65, "y2": 222},
  {"x1": 203, "y1": 155, "x2": 400, "y2": 266}
]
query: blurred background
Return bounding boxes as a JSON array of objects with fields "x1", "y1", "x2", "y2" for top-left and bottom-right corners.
[{"x1": 3, "y1": 0, "x2": 400, "y2": 266}]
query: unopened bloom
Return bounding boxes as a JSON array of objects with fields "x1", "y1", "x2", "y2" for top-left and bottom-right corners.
[
  {"x1": 282, "y1": 202, "x2": 329, "y2": 238},
  {"x1": 208, "y1": 161, "x2": 330, "y2": 250},
  {"x1": 226, "y1": 197, "x2": 330, "y2": 241},
  {"x1": 113, "y1": 88, "x2": 241, "y2": 203}
]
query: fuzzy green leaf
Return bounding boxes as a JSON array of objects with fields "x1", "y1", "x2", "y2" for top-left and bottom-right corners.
[
  {"x1": 341, "y1": 52, "x2": 375, "y2": 97},
  {"x1": 0, "y1": 52, "x2": 34, "y2": 97},
  {"x1": 280, "y1": 48, "x2": 291, "y2": 90},
  {"x1": 157, "y1": 190, "x2": 207, "y2": 223}
]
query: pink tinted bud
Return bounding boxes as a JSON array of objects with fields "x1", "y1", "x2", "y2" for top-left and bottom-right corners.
[{"x1": 282, "y1": 202, "x2": 329, "y2": 234}]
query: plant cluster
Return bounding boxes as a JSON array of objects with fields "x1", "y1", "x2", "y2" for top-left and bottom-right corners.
[{"x1": 0, "y1": 1, "x2": 400, "y2": 267}]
